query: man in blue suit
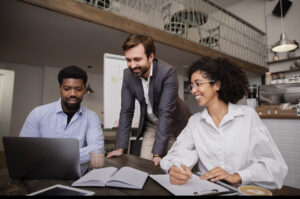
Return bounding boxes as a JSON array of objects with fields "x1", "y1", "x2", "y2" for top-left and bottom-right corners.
[{"x1": 107, "y1": 34, "x2": 190, "y2": 166}]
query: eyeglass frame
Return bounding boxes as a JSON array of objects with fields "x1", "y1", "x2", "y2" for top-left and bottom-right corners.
[{"x1": 187, "y1": 80, "x2": 215, "y2": 93}]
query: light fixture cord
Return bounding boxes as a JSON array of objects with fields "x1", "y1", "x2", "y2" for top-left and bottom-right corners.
[{"x1": 280, "y1": 0, "x2": 285, "y2": 34}]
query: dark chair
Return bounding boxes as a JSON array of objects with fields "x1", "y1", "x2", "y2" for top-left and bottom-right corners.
[
  {"x1": 199, "y1": 26, "x2": 220, "y2": 50},
  {"x1": 161, "y1": 1, "x2": 186, "y2": 37},
  {"x1": 84, "y1": 0, "x2": 110, "y2": 10}
]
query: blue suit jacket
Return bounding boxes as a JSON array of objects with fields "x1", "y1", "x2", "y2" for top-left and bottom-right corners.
[{"x1": 117, "y1": 59, "x2": 190, "y2": 156}]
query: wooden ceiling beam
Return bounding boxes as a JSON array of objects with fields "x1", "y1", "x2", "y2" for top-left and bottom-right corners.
[{"x1": 21, "y1": 0, "x2": 267, "y2": 75}]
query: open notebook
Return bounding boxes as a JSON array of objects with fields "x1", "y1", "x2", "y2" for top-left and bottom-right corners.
[{"x1": 72, "y1": 166, "x2": 148, "y2": 189}]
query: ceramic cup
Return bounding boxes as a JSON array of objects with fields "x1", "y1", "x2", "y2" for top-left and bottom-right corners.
[
  {"x1": 89, "y1": 150, "x2": 105, "y2": 169},
  {"x1": 238, "y1": 185, "x2": 272, "y2": 196}
]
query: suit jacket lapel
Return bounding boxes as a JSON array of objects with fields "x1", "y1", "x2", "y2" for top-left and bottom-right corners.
[
  {"x1": 149, "y1": 59, "x2": 158, "y2": 108},
  {"x1": 134, "y1": 77, "x2": 145, "y2": 103}
]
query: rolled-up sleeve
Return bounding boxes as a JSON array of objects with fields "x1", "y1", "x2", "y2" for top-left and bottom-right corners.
[
  {"x1": 160, "y1": 122, "x2": 198, "y2": 173},
  {"x1": 238, "y1": 125, "x2": 288, "y2": 189}
]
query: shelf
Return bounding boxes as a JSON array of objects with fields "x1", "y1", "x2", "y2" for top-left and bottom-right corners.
[
  {"x1": 265, "y1": 81, "x2": 300, "y2": 86},
  {"x1": 271, "y1": 68, "x2": 300, "y2": 74},
  {"x1": 267, "y1": 56, "x2": 300, "y2": 64}
]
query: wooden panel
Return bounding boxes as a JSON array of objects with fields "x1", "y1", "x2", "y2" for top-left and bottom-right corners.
[
  {"x1": 21, "y1": 0, "x2": 268, "y2": 74},
  {"x1": 256, "y1": 105, "x2": 300, "y2": 119}
]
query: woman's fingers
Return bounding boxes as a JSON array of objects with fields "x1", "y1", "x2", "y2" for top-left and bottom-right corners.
[
  {"x1": 200, "y1": 166, "x2": 227, "y2": 181},
  {"x1": 169, "y1": 165, "x2": 192, "y2": 185}
]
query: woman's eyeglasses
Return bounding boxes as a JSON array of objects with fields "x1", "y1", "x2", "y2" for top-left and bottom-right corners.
[{"x1": 187, "y1": 80, "x2": 215, "y2": 93}]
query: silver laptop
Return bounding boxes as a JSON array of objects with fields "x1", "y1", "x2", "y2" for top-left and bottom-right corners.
[{"x1": 2, "y1": 137, "x2": 88, "y2": 180}]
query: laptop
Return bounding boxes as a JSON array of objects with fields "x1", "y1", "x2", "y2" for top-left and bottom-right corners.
[{"x1": 2, "y1": 137, "x2": 89, "y2": 180}]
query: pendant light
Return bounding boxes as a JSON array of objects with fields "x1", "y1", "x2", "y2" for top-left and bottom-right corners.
[
  {"x1": 86, "y1": 84, "x2": 95, "y2": 93},
  {"x1": 271, "y1": 0, "x2": 297, "y2": 53}
]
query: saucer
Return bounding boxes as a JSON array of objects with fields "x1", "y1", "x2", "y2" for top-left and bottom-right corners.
[{"x1": 238, "y1": 185, "x2": 272, "y2": 196}]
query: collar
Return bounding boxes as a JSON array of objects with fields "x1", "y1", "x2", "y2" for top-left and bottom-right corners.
[
  {"x1": 55, "y1": 98, "x2": 83, "y2": 115},
  {"x1": 200, "y1": 103, "x2": 247, "y2": 121}
]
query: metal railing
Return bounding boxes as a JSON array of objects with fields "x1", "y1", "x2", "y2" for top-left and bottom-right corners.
[{"x1": 77, "y1": 0, "x2": 267, "y2": 67}]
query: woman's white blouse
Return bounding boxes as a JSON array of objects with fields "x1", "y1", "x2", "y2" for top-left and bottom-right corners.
[{"x1": 160, "y1": 103, "x2": 288, "y2": 189}]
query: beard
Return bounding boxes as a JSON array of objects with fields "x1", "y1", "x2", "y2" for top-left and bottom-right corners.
[
  {"x1": 130, "y1": 65, "x2": 149, "y2": 77},
  {"x1": 62, "y1": 97, "x2": 81, "y2": 112}
]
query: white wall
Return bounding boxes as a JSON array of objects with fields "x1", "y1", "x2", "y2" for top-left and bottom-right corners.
[
  {"x1": 0, "y1": 63, "x2": 44, "y2": 136},
  {"x1": 226, "y1": 0, "x2": 266, "y2": 32},
  {"x1": 0, "y1": 69, "x2": 15, "y2": 150}
]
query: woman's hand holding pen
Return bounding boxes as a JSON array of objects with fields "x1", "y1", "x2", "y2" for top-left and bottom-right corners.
[
  {"x1": 200, "y1": 166, "x2": 241, "y2": 184},
  {"x1": 168, "y1": 164, "x2": 192, "y2": 185}
]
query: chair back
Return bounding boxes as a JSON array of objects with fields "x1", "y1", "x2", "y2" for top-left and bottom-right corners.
[
  {"x1": 160, "y1": 1, "x2": 186, "y2": 37},
  {"x1": 199, "y1": 26, "x2": 221, "y2": 50}
]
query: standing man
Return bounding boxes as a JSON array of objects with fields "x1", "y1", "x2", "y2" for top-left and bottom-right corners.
[
  {"x1": 107, "y1": 34, "x2": 190, "y2": 166},
  {"x1": 20, "y1": 66, "x2": 104, "y2": 164}
]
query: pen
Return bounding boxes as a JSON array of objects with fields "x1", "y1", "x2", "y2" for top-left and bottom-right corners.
[
  {"x1": 173, "y1": 161, "x2": 184, "y2": 171},
  {"x1": 194, "y1": 172, "x2": 238, "y2": 194},
  {"x1": 215, "y1": 180, "x2": 239, "y2": 192},
  {"x1": 205, "y1": 190, "x2": 237, "y2": 196},
  {"x1": 193, "y1": 189, "x2": 236, "y2": 196}
]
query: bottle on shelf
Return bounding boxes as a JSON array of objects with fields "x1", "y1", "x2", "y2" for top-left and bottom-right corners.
[
  {"x1": 297, "y1": 99, "x2": 300, "y2": 116},
  {"x1": 265, "y1": 72, "x2": 272, "y2": 85},
  {"x1": 247, "y1": 84, "x2": 257, "y2": 109},
  {"x1": 273, "y1": 52, "x2": 279, "y2": 61}
]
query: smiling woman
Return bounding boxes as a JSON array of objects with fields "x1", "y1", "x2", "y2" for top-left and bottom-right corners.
[{"x1": 160, "y1": 56, "x2": 288, "y2": 190}]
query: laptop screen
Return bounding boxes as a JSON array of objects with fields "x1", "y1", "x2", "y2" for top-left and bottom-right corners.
[{"x1": 2, "y1": 137, "x2": 82, "y2": 180}]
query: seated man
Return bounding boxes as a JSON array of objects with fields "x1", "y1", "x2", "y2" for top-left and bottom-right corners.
[{"x1": 20, "y1": 65, "x2": 104, "y2": 163}]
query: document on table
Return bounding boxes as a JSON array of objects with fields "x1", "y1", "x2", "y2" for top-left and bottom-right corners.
[{"x1": 150, "y1": 174, "x2": 230, "y2": 196}]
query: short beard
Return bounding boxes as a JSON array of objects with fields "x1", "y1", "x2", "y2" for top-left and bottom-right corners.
[
  {"x1": 62, "y1": 100, "x2": 81, "y2": 113},
  {"x1": 131, "y1": 65, "x2": 149, "y2": 78}
]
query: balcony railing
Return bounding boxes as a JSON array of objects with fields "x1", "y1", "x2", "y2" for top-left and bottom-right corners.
[{"x1": 77, "y1": 0, "x2": 267, "y2": 67}]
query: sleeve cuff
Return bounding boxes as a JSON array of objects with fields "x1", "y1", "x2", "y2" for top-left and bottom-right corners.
[
  {"x1": 238, "y1": 168, "x2": 253, "y2": 185},
  {"x1": 160, "y1": 159, "x2": 173, "y2": 174}
]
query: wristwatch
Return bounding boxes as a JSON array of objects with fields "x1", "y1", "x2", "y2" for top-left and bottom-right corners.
[{"x1": 153, "y1": 154, "x2": 161, "y2": 158}]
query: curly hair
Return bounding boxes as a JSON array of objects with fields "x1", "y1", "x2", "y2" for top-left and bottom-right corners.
[{"x1": 188, "y1": 56, "x2": 249, "y2": 104}]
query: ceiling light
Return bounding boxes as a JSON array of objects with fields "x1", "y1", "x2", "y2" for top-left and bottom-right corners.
[
  {"x1": 271, "y1": 0, "x2": 297, "y2": 53},
  {"x1": 86, "y1": 84, "x2": 95, "y2": 94}
]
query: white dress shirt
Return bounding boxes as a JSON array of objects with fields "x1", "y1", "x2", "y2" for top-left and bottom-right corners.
[
  {"x1": 140, "y1": 62, "x2": 158, "y2": 124},
  {"x1": 160, "y1": 103, "x2": 288, "y2": 189}
]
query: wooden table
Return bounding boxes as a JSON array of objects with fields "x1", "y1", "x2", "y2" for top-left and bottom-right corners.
[
  {"x1": 1, "y1": 152, "x2": 300, "y2": 196},
  {"x1": 0, "y1": 153, "x2": 169, "y2": 195}
]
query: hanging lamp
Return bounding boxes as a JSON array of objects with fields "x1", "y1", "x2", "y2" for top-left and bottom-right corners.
[
  {"x1": 271, "y1": 0, "x2": 297, "y2": 53},
  {"x1": 86, "y1": 84, "x2": 95, "y2": 93}
]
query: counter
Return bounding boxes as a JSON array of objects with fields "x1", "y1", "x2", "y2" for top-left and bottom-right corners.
[
  {"x1": 259, "y1": 115, "x2": 300, "y2": 119},
  {"x1": 255, "y1": 106, "x2": 300, "y2": 119}
]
